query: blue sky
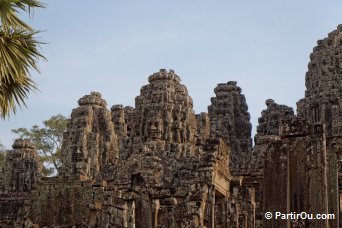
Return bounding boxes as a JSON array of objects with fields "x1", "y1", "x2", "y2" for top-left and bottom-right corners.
[{"x1": 1, "y1": 0, "x2": 342, "y2": 148}]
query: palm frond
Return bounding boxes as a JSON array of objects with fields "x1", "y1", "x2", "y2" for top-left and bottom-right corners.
[
  {"x1": 0, "y1": 73, "x2": 36, "y2": 118},
  {"x1": 0, "y1": 1, "x2": 29, "y2": 31},
  {"x1": 0, "y1": 29, "x2": 45, "y2": 82},
  {"x1": 0, "y1": 0, "x2": 44, "y2": 31},
  {"x1": 14, "y1": 0, "x2": 45, "y2": 10},
  {"x1": 0, "y1": 0, "x2": 45, "y2": 118}
]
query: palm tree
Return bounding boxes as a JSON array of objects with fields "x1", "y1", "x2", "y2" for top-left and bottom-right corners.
[{"x1": 0, "y1": 0, "x2": 45, "y2": 119}]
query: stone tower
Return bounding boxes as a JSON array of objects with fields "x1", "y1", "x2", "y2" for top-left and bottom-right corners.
[
  {"x1": 99, "y1": 70, "x2": 234, "y2": 227},
  {"x1": 251, "y1": 99, "x2": 295, "y2": 174},
  {"x1": 208, "y1": 81, "x2": 253, "y2": 175},
  {"x1": 127, "y1": 69, "x2": 198, "y2": 158},
  {"x1": 262, "y1": 25, "x2": 342, "y2": 227},
  {"x1": 2, "y1": 139, "x2": 41, "y2": 193},
  {"x1": 297, "y1": 25, "x2": 342, "y2": 227},
  {"x1": 297, "y1": 25, "x2": 342, "y2": 135},
  {"x1": 61, "y1": 92, "x2": 119, "y2": 179}
]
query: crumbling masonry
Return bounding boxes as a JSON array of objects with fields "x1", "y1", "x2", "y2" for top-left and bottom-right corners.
[{"x1": 1, "y1": 25, "x2": 342, "y2": 227}]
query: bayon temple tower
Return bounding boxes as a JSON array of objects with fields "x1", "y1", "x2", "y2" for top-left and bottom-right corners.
[{"x1": 0, "y1": 25, "x2": 342, "y2": 227}]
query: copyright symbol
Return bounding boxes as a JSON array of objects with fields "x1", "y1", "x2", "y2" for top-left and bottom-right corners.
[{"x1": 265, "y1": 212, "x2": 273, "y2": 220}]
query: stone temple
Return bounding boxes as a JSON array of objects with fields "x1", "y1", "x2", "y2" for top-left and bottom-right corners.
[{"x1": 0, "y1": 25, "x2": 342, "y2": 227}]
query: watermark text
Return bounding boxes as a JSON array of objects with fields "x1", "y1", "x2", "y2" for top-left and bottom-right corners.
[{"x1": 264, "y1": 212, "x2": 335, "y2": 220}]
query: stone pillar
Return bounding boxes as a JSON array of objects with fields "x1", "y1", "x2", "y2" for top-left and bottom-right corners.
[
  {"x1": 126, "y1": 201, "x2": 135, "y2": 228},
  {"x1": 263, "y1": 137, "x2": 288, "y2": 228},
  {"x1": 211, "y1": 187, "x2": 216, "y2": 228},
  {"x1": 152, "y1": 199, "x2": 160, "y2": 227},
  {"x1": 158, "y1": 198, "x2": 177, "y2": 227}
]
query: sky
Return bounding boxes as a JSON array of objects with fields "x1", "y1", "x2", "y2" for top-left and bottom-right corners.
[{"x1": 1, "y1": 0, "x2": 342, "y2": 149}]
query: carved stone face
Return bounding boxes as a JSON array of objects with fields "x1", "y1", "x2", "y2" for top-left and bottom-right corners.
[{"x1": 147, "y1": 115, "x2": 163, "y2": 140}]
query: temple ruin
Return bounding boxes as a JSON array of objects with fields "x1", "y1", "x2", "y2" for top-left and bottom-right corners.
[{"x1": 0, "y1": 25, "x2": 342, "y2": 227}]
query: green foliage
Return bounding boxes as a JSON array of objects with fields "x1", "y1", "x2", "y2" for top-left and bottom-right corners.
[
  {"x1": 0, "y1": 0, "x2": 45, "y2": 119},
  {"x1": 12, "y1": 114, "x2": 68, "y2": 176},
  {"x1": 0, "y1": 142, "x2": 5, "y2": 168}
]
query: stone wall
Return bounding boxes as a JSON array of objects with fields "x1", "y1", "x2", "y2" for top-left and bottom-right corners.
[{"x1": 261, "y1": 25, "x2": 342, "y2": 227}]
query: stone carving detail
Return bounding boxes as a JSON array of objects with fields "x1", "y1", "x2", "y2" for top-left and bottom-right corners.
[
  {"x1": 250, "y1": 99, "x2": 295, "y2": 174},
  {"x1": 255, "y1": 99, "x2": 295, "y2": 138},
  {"x1": 196, "y1": 112, "x2": 210, "y2": 145},
  {"x1": 208, "y1": 81, "x2": 253, "y2": 175},
  {"x1": 60, "y1": 92, "x2": 119, "y2": 179},
  {"x1": 297, "y1": 25, "x2": 342, "y2": 137},
  {"x1": 3, "y1": 139, "x2": 41, "y2": 193},
  {"x1": 0, "y1": 139, "x2": 41, "y2": 227},
  {"x1": 111, "y1": 105, "x2": 133, "y2": 159},
  {"x1": 134, "y1": 69, "x2": 197, "y2": 145}
]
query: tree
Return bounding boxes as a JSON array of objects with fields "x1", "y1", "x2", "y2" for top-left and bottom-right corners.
[
  {"x1": 0, "y1": 142, "x2": 5, "y2": 168},
  {"x1": 12, "y1": 114, "x2": 68, "y2": 176},
  {"x1": 0, "y1": 0, "x2": 45, "y2": 119}
]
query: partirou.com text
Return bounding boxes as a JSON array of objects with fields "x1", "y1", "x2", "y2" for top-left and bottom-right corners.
[{"x1": 264, "y1": 212, "x2": 335, "y2": 220}]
